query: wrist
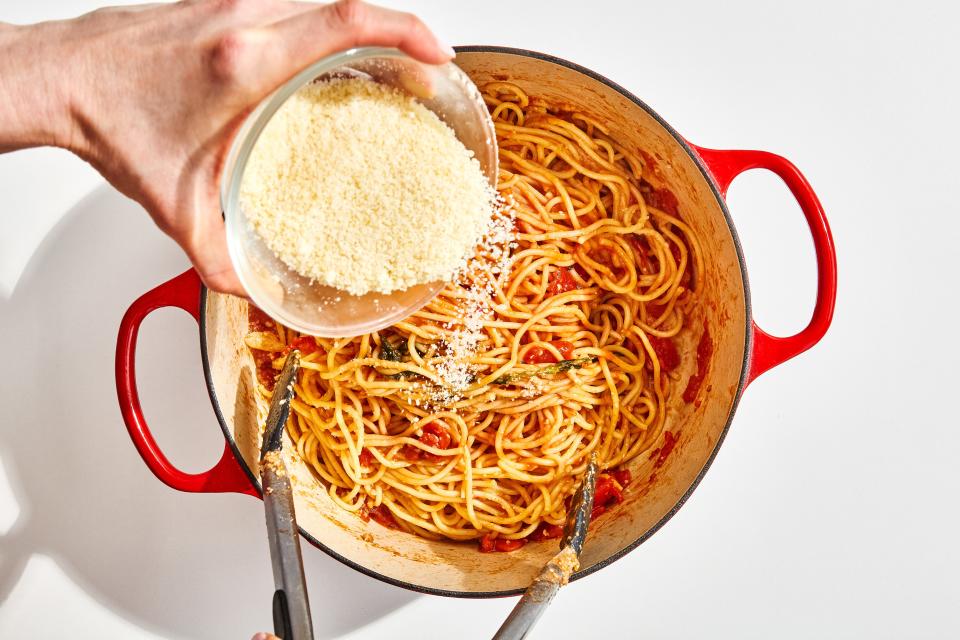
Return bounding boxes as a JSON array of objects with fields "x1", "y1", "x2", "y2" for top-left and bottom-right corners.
[{"x1": 0, "y1": 21, "x2": 82, "y2": 154}]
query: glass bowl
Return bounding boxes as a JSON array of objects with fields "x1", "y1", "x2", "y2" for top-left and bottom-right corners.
[{"x1": 221, "y1": 47, "x2": 497, "y2": 337}]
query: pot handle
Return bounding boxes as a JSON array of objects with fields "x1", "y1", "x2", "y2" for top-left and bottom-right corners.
[
  {"x1": 690, "y1": 145, "x2": 837, "y2": 384},
  {"x1": 116, "y1": 269, "x2": 258, "y2": 496}
]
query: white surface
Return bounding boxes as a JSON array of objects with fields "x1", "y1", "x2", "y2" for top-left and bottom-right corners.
[{"x1": 1, "y1": 1, "x2": 957, "y2": 638}]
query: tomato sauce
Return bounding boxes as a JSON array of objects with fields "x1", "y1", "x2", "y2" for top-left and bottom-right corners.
[
  {"x1": 645, "y1": 302, "x2": 667, "y2": 320},
  {"x1": 248, "y1": 305, "x2": 275, "y2": 333},
  {"x1": 591, "y1": 245, "x2": 623, "y2": 277},
  {"x1": 682, "y1": 324, "x2": 713, "y2": 404},
  {"x1": 628, "y1": 234, "x2": 656, "y2": 274},
  {"x1": 629, "y1": 230, "x2": 692, "y2": 290}
]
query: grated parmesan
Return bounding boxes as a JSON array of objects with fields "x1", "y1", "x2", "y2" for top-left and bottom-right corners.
[
  {"x1": 239, "y1": 78, "x2": 495, "y2": 296},
  {"x1": 402, "y1": 196, "x2": 517, "y2": 408}
]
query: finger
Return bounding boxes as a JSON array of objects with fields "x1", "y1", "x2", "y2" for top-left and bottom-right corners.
[
  {"x1": 251, "y1": 633, "x2": 280, "y2": 640},
  {"x1": 181, "y1": 213, "x2": 248, "y2": 297},
  {"x1": 272, "y1": 0, "x2": 454, "y2": 70}
]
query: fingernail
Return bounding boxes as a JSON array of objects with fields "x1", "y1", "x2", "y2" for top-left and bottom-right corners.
[
  {"x1": 251, "y1": 634, "x2": 271, "y2": 640},
  {"x1": 440, "y1": 42, "x2": 456, "y2": 59}
]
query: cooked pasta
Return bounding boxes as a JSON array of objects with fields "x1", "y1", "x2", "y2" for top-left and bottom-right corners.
[{"x1": 245, "y1": 81, "x2": 703, "y2": 550}]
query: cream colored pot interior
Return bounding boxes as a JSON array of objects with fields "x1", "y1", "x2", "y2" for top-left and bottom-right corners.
[{"x1": 203, "y1": 50, "x2": 748, "y2": 595}]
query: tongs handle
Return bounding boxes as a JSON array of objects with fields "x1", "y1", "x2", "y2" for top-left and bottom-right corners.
[
  {"x1": 261, "y1": 351, "x2": 314, "y2": 640},
  {"x1": 492, "y1": 456, "x2": 598, "y2": 640},
  {"x1": 492, "y1": 580, "x2": 561, "y2": 640},
  {"x1": 262, "y1": 459, "x2": 313, "y2": 640}
]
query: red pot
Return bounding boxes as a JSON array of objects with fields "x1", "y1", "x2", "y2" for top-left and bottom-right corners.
[{"x1": 116, "y1": 47, "x2": 836, "y2": 597}]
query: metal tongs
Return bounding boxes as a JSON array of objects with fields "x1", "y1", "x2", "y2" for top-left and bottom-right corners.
[
  {"x1": 492, "y1": 454, "x2": 599, "y2": 640},
  {"x1": 260, "y1": 350, "x2": 314, "y2": 640}
]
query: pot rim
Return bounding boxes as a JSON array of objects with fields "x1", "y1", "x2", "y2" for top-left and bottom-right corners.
[{"x1": 200, "y1": 45, "x2": 754, "y2": 599}]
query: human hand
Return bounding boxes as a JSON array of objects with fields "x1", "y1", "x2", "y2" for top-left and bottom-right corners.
[
  {"x1": 0, "y1": 0, "x2": 452, "y2": 295},
  {"x1": 251, "y1": 633, "x2": 280, "y2": 640}
]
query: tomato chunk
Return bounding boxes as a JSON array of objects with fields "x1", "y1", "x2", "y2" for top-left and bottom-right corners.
[
  {"x1": 554, "y1": 341, "x2": 575, "y2": 360},
  {"x1": 478, "y1": 534, "x2": 496, "y2": 553},
  {"x1": 647, "y1": 336, "x2": 680, "y2": 372},
  {"x1": 611, "y1": 468, "x2": 632, "y2": 489},
  {"x1": 522, "y1": 341, "x2": 575, "y2": 364},
  {"x1": 290, "y1": 336, "x2": 319, "y2": 355},
  {"x1": 402, "y1": 423, "x2": 452, "y2": 462},
  {"x1": 478, "y1": 534, "x2": 527, "y2": 553},
  {"x1": 368, "y1": 504, "x2": 398, "y2": 529},
  {"x1": 251, "y1": 349, "x2": 277, "y2": 389},
  {"x1": 419, "y1": 423, "x2": 452, "y2": 462},
  {"x1": 359, "y1": 448, "x2": 374, "y2": 468},
  {"x1": 523, "y1": 346, "x2": 552, "y2": 364},
  {"x1": 546, "y1": 267, "x2": 578, "y2": 296},
  {"x1": 591, "y1": 473, "x2": 625, "y2": 521},
  {"x1": 421, "y1": 423, "x2": 452, "y2": 449},
  {"x1": 495, "y1": 538, "x2": 527, "y2": 552},
  {"x1": 529, "y1": 523, "x2": 564, "y2": 542},
  {"x1": 596, "y1": 245, "x2": 626, "y2": 275}
]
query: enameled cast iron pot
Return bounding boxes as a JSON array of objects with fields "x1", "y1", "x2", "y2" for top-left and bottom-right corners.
[{"x1": 115, "y1": 47, "x2": 837, "y2": 597}]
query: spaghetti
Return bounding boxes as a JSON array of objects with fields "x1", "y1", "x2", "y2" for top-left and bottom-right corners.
[{"x1": 245, "y1": 82, "x2": 703, "y2": 550}]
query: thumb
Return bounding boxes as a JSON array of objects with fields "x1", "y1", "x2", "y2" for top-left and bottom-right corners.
[
  {"x1": 180, "y1": 208, "x2": 247, "y2": 298},
  {"x1": 251, "y1": 634, "x2": 280, "y2": 640},
  {"x1": 272, "y1": 0, "x2": 454, "y2": 73}
]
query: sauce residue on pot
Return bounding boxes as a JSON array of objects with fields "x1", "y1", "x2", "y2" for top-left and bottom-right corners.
[
  {"x1": 683, "y1": 322, "x2": 712, "y2": 404},
  {"x1": 649, "y1": 430, "x2": 678, "y2": 469}
]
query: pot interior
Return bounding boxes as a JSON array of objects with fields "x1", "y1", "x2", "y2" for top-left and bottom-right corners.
[{"x1": 203, "y1": 49, "x2": 748, "y2": 595}]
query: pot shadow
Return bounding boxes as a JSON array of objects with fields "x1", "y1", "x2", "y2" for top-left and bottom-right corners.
[{"x1": 0, "y1": 186, "x2": 418, "y2": 639}]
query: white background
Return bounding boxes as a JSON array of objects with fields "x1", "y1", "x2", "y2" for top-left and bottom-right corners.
[{"x1": 1, "y1": 1, "x2": 957, "y2": 638}]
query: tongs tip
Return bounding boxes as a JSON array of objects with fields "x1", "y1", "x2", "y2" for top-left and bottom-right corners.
[
  {"x1": 561, "y1": 452, "x2": 599, "y2": 557},
  {"x1": 260, "y1": 349, "x2": 302, "y2": 459}
]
